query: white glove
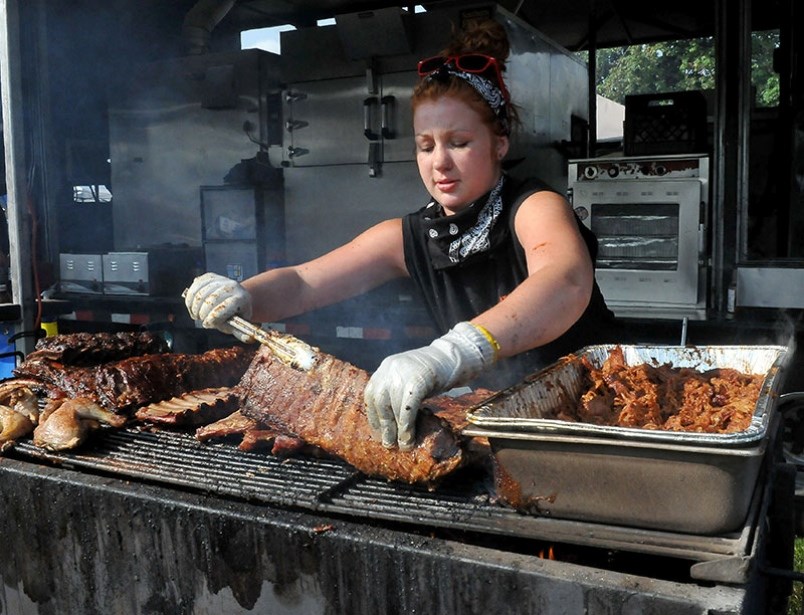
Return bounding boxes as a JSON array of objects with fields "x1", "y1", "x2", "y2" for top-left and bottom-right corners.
[
  {"x1": 184, "y1": 272, "x2": 254, "y2": 343},
  {"x1": 364, "y1": 321, "x2": 497, "y2": 450}
]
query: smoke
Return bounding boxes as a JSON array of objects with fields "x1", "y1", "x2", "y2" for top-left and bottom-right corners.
[
  {"x1": 775, "y1": 312, "x2": 800, "y2": 350},
  {"x1": 775, "y1": 310, "x2": 800, "y2": 375}
]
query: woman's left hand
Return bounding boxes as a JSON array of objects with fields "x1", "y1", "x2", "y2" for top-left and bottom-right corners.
[{"x1": 364, "y1": 322, "x2": 496, "y2": 450}]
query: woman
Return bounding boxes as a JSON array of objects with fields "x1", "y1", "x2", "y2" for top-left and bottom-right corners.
[{"x1": 185, "y1": 20, "x2": 616, "y2": 451}]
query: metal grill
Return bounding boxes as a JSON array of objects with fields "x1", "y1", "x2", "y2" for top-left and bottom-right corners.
[{"x1": 8, "y1": 425, "x2": 764, "y2": 584}]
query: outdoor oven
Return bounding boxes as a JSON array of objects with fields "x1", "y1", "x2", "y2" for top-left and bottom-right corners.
[{"x1": 569, "y1": 154, "x2": 710, "y2": 320}]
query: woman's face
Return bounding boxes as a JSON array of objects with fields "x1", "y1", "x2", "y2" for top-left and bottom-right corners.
[{"x1": 413, "y1": 96, "x2": 509, "y2": 215}]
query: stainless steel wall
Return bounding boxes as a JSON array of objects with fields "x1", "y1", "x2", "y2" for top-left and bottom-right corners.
[{"x1": 108, "y1": 48, "x2": 281, "y2": 250}]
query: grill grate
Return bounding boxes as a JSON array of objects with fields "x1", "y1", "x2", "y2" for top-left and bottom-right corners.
[{"x1": 10, "y1": 426, "x2": 760, "y2": 579}]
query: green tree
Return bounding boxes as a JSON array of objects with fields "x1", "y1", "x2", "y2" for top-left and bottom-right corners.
[
  {"x1": 751, "y1": 31, "x2": 780, "y2": 106},
  {"x1": 590, "y1": 32, "x2": 778, "y2": 107}
]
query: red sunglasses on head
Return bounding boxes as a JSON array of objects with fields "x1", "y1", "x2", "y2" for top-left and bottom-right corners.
[{"x1": 417, "y1": 53, "x2": 510, "y2": 102}]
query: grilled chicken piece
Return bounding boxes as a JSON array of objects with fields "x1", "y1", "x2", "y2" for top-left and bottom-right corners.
[
  {"x1": 0, "y1": 382, "x2": 40, "y2": 423},
  {"x1": 33, "y1": 397, "x2": 128, "y2": 451},
  {"x1": 0, "y1": 405, "x2": 35, "y2": 450},
  {"x1": 0, "y1": 383, "x2": 41, "y2": 451},
  {"x1": 10, "y1": 387, "x2": 40, "y2": 424}
]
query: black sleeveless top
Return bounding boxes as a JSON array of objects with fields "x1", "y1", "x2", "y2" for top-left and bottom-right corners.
[{"x1": 401, "y1": 175, "x2": 617, "y2": 389}]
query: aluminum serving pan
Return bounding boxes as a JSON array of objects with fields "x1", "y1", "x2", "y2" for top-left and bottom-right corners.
[
  {"x1": 465, "y1": 344, "x2": 790, "y2": 446},
  {"x1": 468, "y1": 425, "x2": 770, "y2": 534}
]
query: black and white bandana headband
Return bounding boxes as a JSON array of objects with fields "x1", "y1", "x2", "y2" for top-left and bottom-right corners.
[{"x1": 426, "y1": 66, "x2": 510, "y2": 134}]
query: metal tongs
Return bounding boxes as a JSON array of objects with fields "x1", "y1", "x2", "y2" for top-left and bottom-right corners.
[
  {"x1": 227, "y1": 315, "x2": 317, "y2": 371},
  {"x1": 183, "y1": 288, "x2": 317, "y2": 371}
]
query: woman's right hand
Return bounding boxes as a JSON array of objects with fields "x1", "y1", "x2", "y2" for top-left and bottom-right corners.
[{"x1": 184, "y1": 272, "x2": 255, "y2": 342}]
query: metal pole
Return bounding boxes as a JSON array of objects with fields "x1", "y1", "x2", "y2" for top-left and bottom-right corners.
[
  {"x1": 587, "y1": 0, "x2": 597, "y2": 158},
  {"x1": 712, "y1": 0, "x2": 752, "y2": 316},
  {"x1": 0, "y1": 0, "x2": 38, "y2": 354}
]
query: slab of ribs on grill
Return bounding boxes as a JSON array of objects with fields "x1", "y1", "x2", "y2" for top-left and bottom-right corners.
[
  {"x1": 0, "y1": 332, "x2": 254, "y2": 452},
  {"x1": 230, "y1": 346, "x2": 494, "y2": 486},
  {"x1": 153, "y1": 345, "x2": 493, "y2": 486},
  {"x1": 0, "y1": 331, "x2": 492, "y2": 487}
]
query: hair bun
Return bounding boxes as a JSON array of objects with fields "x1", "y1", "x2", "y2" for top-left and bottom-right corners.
[{"x1": 443, "y1": 19, "x2": 510, "y2": 65}]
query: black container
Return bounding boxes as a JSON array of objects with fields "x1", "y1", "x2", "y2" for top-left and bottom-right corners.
[{"x1": 624, "y1": 91, "x2": 708, "y2": 156}]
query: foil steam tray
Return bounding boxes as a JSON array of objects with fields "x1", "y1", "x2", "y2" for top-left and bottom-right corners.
[
  {"x1": 462, "y1": 344, "x2": 789, "y2": 534},
  {"x1": 465, "y1": 344, "x2": 790, "y2": 446}
]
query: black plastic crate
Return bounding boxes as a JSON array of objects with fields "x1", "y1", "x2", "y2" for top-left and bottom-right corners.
[{"x1": 624, "y1": 91, "x2": 708, "y2": 156}]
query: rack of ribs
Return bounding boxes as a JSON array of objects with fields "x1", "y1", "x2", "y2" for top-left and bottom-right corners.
[
  {"x1": 13, "y1": 346, "x2": 255, "y2": 413},
  {"x1": 238, "y1": 346, "x2": 465, "y2": 486},
  {"x1": 23, "y1": 331, "x2": 169, "y2": 365},
  {"x1": 134, "y1": 388, "x2": 240, "y2": 426}
]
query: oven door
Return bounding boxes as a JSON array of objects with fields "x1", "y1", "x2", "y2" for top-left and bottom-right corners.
[{"x1": 573, "y1": 178, "x2": 706, "y2": 316}]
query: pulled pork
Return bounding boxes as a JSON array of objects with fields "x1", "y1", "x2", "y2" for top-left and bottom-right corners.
[{"x1": 555, "y1": 346, "x2": 764, "y2": 433}]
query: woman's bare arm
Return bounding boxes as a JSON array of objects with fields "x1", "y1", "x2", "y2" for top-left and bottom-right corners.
[
  {"x1": 242, "y1": 218, "x2": 409, "y2": 323},
  {"x1": 471, "y1": 190, "x2": 594, "y2": 357}
]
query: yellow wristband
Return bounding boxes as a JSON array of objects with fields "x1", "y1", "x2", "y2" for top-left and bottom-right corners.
[{"x1": 471, "y1": 323, "x2": 501, "y2": 362}]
